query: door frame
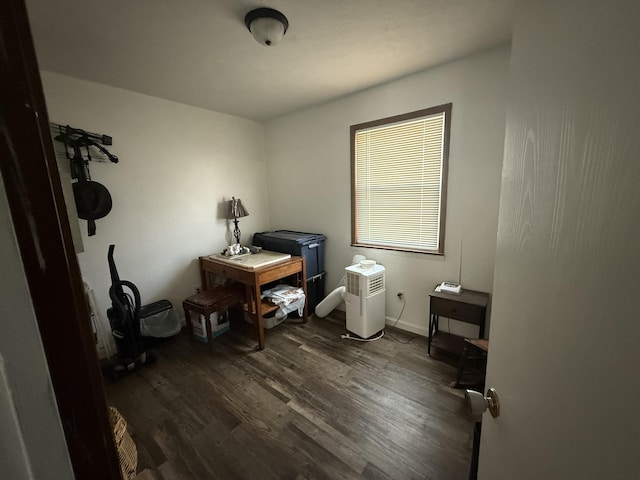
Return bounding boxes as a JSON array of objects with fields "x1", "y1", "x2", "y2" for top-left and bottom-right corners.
[{"x1": 0, "y1": 0, "x2": 120, "y2": 478}]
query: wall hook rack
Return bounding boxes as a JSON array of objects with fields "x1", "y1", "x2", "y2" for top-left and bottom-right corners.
[{"x1": 50, "y1": 123, "x2": 119, "y2": 166}]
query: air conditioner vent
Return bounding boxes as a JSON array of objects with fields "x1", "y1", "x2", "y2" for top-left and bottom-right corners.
[
  {"x1": 346, "y1": 272, "x2": 360, "y2": 296},
  {"x1": 366, "y1": 272, "x2": 385, "y2": 297}
]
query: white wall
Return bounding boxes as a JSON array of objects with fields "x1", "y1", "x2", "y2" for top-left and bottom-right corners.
[
  {"x1": 41, "y1": 73, "x2": 270, "y2": 348},
  {"x1": 265, "y1": 46, "x2": 510, "y2": 336},
  {"x1": 0, "y1": 171, "x2": 74, "y2": 479}
]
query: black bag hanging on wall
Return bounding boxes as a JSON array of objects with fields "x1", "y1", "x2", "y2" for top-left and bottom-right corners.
[{"x1": 71, "y1": 144, "x2": 112, "y2": 236}]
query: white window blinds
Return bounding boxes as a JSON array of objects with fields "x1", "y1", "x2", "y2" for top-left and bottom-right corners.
[{"x1": 352, "y1": 105, "x2": 450, "y2": 254}]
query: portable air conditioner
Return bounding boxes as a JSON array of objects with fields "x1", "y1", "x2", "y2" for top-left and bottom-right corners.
[{"x1": 344, "y1": 262, "x2": 386, "y2": 338}]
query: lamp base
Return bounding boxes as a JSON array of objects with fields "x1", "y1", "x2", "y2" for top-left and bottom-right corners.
[
  {"x1": 223, "y1": 244, "x2": 250, "y2": 257},
  {"x1": 233, "y1": 219, "x2": 241, "y2": 245}
]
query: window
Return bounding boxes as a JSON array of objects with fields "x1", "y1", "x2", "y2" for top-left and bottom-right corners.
[{"x1": 351, "y1": 103, "x2": 451, "y2": 254}]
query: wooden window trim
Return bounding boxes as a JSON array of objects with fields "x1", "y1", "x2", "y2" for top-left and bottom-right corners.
[{"x1": 350, "y1": 103, "x2": 451, "y2": 255}]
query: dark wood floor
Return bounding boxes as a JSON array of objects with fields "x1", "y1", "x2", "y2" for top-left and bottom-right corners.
[{"x1": 104, "y1": 313, "x2": 474, "y2": 480}]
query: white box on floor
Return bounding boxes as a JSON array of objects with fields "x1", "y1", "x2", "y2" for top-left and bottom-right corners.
[{"x1": 192, "y1": 311, "x2": 230, "y2": 343}]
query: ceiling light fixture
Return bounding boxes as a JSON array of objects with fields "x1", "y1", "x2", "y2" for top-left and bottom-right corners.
[{"x1": 244, "y1": 7, "x2": 289, "y2": 46}]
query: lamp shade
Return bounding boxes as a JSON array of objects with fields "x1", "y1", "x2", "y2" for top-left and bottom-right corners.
[
  {"x1": 245, "y1": 8, "x2": 289, "y2": 46},
  {"x1": 227, "y1": 197, "x2": 248, "y2": 219}
]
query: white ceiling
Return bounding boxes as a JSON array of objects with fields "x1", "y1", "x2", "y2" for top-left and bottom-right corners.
[{"x1": 26, "y1": 0, "x2": 513, "y2": 122}]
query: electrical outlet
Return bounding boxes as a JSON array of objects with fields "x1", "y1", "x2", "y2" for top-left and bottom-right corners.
[
  {"x1": 194, "y1": 285, "x2": 202, "y2": 294},
  {"x1": 397, "y1": 292, "x2": 405, "y2": 300}
]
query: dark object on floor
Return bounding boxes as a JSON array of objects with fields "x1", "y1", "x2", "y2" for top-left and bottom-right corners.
[
  {"x1": 454, "y1": 338, "x2": 489, "y2": 389},
  {"x1": 105, "y1": 244, "x2": 154, "y2": 380}
]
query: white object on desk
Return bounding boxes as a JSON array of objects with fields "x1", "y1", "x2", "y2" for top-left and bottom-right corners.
[
  {"x1": 209, "y1": 250, "x2": 291, "y2": 270},
  {"x1": 435, "y1": 282, "x2": 462, "y2": 294}
]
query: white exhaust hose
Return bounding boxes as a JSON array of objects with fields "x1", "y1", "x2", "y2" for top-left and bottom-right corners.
[
  {"x1": 314, "y1": 255, "x2": 366, "y2": 318},
  {"x1": 314, "y1": 286, "x2": 346, "y2": 317}
]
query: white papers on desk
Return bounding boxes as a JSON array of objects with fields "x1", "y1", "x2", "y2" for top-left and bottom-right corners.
[
  {"x1": 262, "y1": 284, "x2": 306, "y2": 319},
  {"x1": 435, "y1": 282, "x2": 462, "y2": 294}
]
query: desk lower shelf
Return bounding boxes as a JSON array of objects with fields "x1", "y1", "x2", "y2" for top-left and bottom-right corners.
[
  {"x1": 429, "y1": 332, "x2": 468, "y2": 357},
  {"x1": 245, "y1": 299, "x2": 280, "y2": 317}
]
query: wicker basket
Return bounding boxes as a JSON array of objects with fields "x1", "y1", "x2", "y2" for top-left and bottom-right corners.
[{"x1": 109, "y1": 407, "x2": 138, "y2": 480}]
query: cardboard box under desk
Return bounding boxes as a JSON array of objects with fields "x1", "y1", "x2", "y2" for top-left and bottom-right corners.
[{"x1": 192, "y1": 311, "x2": 230, "y2": 343}]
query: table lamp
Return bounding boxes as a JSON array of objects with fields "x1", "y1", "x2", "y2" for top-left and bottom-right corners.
[{"x1": 226, "y1": 197, "x2": 249, "y2": 245}]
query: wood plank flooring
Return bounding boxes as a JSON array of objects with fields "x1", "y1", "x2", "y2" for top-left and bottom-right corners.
[{"x1": 104, "y1": 314, "x2": 474, "y2": 480}]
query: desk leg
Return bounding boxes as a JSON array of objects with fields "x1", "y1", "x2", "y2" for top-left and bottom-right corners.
[
  {"x1": 244, "y1": 284, "x2": 252, "y2": 314},
  {"x1": 428, "y1": 313, "x2": 438, "y2": 356},
  {"x1": 184, "y1": 305, "x2": 193, "y2": 341},
  {"x1": 253, "y1": 283, "x2": 265, "y2": 351}
]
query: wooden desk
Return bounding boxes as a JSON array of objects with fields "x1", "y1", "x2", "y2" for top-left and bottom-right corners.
[
  {"x1": 428, "y1": 288, "x2": 489, "y2": 357},
  {"x1": 199, "y1": 253, "x2": 307, "y2": 350}
]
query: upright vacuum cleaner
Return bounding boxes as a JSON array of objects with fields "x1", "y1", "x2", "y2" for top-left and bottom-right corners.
[{"x1": 105, "y1": 244, "x2": 153, "y2": 380}]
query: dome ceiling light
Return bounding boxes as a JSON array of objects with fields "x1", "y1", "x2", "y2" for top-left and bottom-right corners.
[{"x1": 244, "y1": 7, "x2": 289, "y2": 46}]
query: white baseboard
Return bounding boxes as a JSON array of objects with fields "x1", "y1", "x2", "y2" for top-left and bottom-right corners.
[{"x1": 385, "y1": 316, "x2": 427, "y2": 337}]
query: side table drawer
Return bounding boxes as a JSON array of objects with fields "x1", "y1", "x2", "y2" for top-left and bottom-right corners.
[{"x1": 430, "y1": 297, "x2": 485, "y2": 325}]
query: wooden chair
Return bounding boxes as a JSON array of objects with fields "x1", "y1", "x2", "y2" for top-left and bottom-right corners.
[
  {"x1": 453, "y1": 338, "x2": 489, "y2": 389},
  {"x1": 182, "y1": 286, "x2": 244, "y2": 343}
]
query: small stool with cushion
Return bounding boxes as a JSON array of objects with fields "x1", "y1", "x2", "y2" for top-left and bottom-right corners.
[
  {"x1": 182, "y1": 286, "x2": 244, "y2": 343},
  {"x1": 453, "y1": 338, "x2": 489, "y2": 389}
]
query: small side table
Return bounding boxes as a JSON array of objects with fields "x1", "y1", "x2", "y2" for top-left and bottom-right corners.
[{"x1": 428, "y1": 288, "x2": 489, "y2": 357}]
